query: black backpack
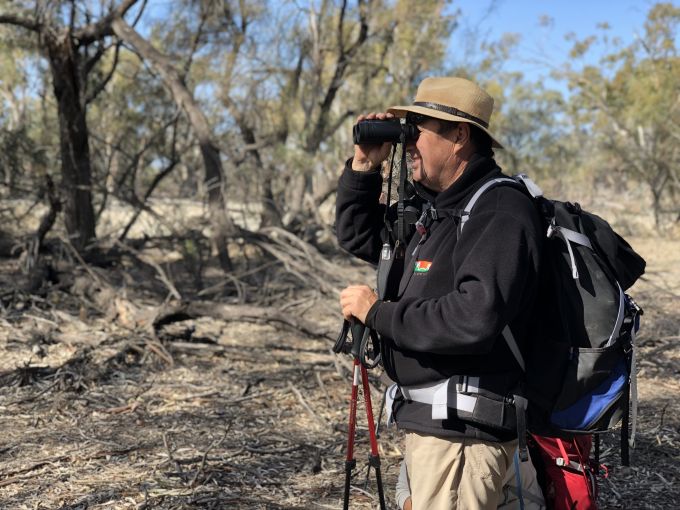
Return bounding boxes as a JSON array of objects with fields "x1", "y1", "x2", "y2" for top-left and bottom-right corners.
[{"x1": 459, "y1": 174, "x2": 645, "y2": 464}]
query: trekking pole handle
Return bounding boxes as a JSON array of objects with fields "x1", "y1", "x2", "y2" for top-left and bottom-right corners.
[
  {"x1": 350, "y1": 319, "x2": 367, "y2": 358},
  {"x1": 333, "y1": 320, "x2": 351, "y2": 354}
]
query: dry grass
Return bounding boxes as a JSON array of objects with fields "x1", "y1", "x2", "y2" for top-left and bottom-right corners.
[
  {"x1": 0, "y1": 227, "x2": 677, "y2": 509},
  {"x1": 592, "y1": 236, "x2": 680, "y2": 509},
  {"x1": 0, "y1": 241, "x2": 400, "y2": 510}
]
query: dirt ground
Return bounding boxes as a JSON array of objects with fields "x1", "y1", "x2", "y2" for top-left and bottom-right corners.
[{"x1": 0, "y1": 231, "x2": 678, "y2": 509}]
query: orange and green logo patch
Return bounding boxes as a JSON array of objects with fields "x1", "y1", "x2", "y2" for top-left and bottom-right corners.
[{"x1": 414, "y1": 260, "x2": 432, "y2": 273}]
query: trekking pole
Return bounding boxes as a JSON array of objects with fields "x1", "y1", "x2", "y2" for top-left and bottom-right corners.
[
  {"x1": 334, "y1": 319, "x2": 387, "y2": 510},
  {"x1": 359, "y1": 360, "x2": 387, "y2": 509},
  {"x1": 366, "y1": 386, "x2": 387, "y2": 490}
]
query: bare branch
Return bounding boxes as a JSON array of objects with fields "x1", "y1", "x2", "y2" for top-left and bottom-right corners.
[
  {"x1": 114, "y1": 241, "x2": 182, "y2": 300},
  {"x1": 325, "y1": 109, "x2": 356, "y2": 140},
  {"x1": 0, "y1": 13, "x2": 43, "y2": 32},
  {"x1": 73, "y1": 0, "x2": 141, "y2": 45},
  {"x1": 304, "y1": 0, "x2": 369, "y2": 152},
  {"x1": 85, "y1": 41, "x2": 122, "y2": 104},
  {"x1": 181, "y1": 5, "x2": 208, "y2": 79},
  {"x1": 84, "y1": 40, "x2": 109, "y2": 75},
  {"x1": 119, "y1": 118, "x2": 183, "y2": 241},
  {"x1": 23, "y1": 174, "x2": 62, "y2": 274},
  {"x1": 130, "y1": 0, "x2": 148, "y2": 27},
  {"x1": 337, "y1": 0, "x2": 348, "y2": 54},
  {"x1": 69, "y1": 0, "x2": 77, "y2": 33}
]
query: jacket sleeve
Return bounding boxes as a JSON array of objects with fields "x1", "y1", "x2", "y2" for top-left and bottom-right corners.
[
  {"x1": 335, "y1": 158, "x2": 386, "y2": 265},
  {"x1": 368, "y1": 189, "x2": 543, "y2": 355}
]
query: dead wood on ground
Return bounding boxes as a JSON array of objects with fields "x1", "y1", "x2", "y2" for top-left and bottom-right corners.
[{"x1": 0, "y1": 235, "x2": 678, "y2": 508}]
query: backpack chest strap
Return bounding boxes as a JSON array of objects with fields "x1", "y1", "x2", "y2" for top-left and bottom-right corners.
[{"x1": 414, "y1": 206, "x2": 462, "y2": 237}]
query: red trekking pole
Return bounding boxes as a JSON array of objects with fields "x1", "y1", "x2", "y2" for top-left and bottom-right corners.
[{"x1": 333, "y1": 319, "x2": 387, "y2": 510}]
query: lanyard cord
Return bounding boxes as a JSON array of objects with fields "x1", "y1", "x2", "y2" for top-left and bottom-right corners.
[
  {"x1": 383, "y1": 143, "x2": 398, "y2": 235},
  {"x1": 376, "y1": 138, "x2": 407, "y2": 301},
  {"x1": 396, "y1": 131, "x2": 408, "y2": 246}
]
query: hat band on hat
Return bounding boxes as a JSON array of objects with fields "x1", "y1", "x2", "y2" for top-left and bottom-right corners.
[{"x1": 413, "y1": 101, "x2": 489, "y2": 129}]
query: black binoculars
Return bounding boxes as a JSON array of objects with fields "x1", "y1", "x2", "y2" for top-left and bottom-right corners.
[{"x1": 352, "y1": 118, "x2": 419, "y2": 145}]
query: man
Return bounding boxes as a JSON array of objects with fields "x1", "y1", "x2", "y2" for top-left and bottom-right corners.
[{"x1": 336, "y1": 77, "x2": 544, "y2": 509}]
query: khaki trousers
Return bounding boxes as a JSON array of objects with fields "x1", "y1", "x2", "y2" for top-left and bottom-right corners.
[{"x1": 404, "y1": 432, "x2": 518, "y2": 510}]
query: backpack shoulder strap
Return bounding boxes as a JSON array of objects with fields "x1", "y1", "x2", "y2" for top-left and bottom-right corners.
[
  {"x1": 514, "y1": 173, "x2": 544, "y2": 198},
  {"x1": 455, "y1": 173, "x2": 543, "y2": 463},
  {"x1": 419, "y1": 173, "x2": 544, "y2": 229},
  {"x1": 459, "y1": 176, "x2": 530, "y2": 234},
  {"x1": 455, "y1": 174, "x2": 541, "y2": 373},
  {"x1": 502, "y1": 326, "x2": 526, "y2": 372}
]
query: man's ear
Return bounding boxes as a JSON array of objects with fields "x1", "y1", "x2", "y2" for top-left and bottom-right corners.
[{"x1": 455, "y1": 123, "x2": 471, "y2": 145}]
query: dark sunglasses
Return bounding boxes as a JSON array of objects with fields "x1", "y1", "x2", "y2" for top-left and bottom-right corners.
[{"x1": 405, "y1": 112, "x2": 432, "y2": 126}]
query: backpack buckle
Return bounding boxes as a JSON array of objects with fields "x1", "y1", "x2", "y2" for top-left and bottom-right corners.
[
  {"x1": 626, "y1": 294, "x2": 643, "y2": 315},
  {"x1": 415, "y1": 209, "x2": 429, "y2": 237}
]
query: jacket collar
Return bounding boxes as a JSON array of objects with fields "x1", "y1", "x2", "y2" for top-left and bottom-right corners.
[{"x1": 414, "y1": 154, "x2": 502, "y2": 209}]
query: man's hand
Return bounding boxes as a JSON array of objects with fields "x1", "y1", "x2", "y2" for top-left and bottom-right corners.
[
  {"x1": 340, "y1": 285, "x2": 378, "y2": 324},
  {"x1": 352, "y1": 112, "x2": 394, "y2": 172}
]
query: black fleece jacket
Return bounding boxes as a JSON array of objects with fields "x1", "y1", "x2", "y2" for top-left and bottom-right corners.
[{"x1": 336, "y1": 154, "x2": 544, "y2": 441}]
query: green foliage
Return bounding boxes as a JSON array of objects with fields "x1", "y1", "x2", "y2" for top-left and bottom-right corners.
[
  {"x1": 560, "y1": 2, "x2": 680, "y2": 225},
  {"x1": 199, "y1": 0, "x2": 457, "y2": 223},
  {"x1": 0, "y1": 29, "x2": 54, "y2": 195},
  {"x1": 1, "y1": 0, "x2": 678, "y2": 238}
]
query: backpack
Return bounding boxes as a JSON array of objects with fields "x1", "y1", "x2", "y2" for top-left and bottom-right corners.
[
  {"x1": 459, "y1": 174, "x2": 644, "y2": 442},
  {"x1": 528, "y1": 434, "x2": 597, "y2": 510},
  {"x1": 458, "y1": 174, "x2": 645, "y2": 509}
]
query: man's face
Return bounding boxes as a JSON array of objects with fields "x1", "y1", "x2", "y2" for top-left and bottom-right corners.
[{"x1": 405, "y1": 115, "x2": 462, "y2": 192}]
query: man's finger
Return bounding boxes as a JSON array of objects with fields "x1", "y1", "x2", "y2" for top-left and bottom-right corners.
[
  {"x1": 341, "y1": 305, "x2": 353, "y2": 320},
  {"x1": 346, "y1": 284, "x2": 371, "y2": 291}
]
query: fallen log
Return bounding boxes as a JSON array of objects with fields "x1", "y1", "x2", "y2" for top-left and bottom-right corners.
[{"x1": 151, "y1": 300, "x2": 335, "y2": 341}]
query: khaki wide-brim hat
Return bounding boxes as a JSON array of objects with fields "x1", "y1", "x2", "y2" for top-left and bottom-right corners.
[{"x1": 388, "y1": 76, "x2": 503, "y2": 149}]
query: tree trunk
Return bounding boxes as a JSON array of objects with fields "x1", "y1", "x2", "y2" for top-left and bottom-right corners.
[
  {"x1": 111, "y1": 17, "x2": 235, "y2": 272},
  {"x1": 200, "y1": 142, "x2": 234, "y2": 271},
  {"x1": 237, "y1": 124, "x2": 281, "y2": 228},
  {"x1": 260, "y1": 168, "x2": 282, "y2": 228},
  {"x1": 652, "y1": 188, "x2": 662, "y2": 228},
  {"x1": 44, "y1": 31, "x2": 97, "y2": 252},
  {"x1": 281, "y1": 172, "x2": 326, "y2": 240}
]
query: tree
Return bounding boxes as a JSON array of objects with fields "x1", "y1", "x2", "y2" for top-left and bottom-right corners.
[
  {"x1": 213, "y1": 0, "x2": 455, "y2": 234},
  {"x1": 109, "y1": 14, "x2": 236, "y2": 271},
  {"x1": 0, "y1": 34, "x2": 36, "y2": 191},
  {"x1": 0, "y1": 0, "x2": 141, "y2": 252},
  {"x1": 560, "y1": 3, "x2": 680, "y2": 225}
]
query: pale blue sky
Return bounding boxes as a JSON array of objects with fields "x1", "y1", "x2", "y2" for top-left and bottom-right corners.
[{"x1": 136, "y1": 0, "x2": 674, "y2": 94}]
